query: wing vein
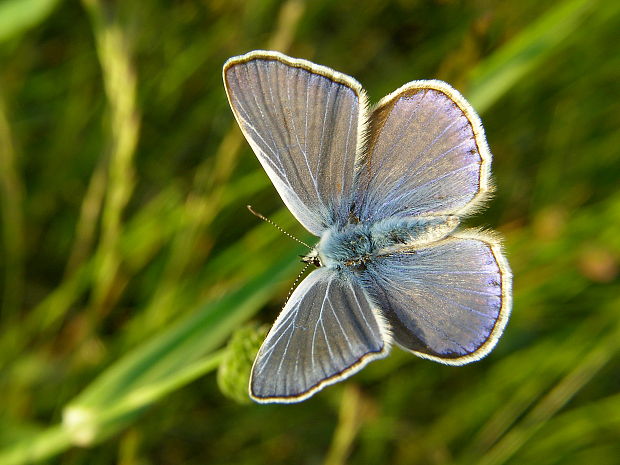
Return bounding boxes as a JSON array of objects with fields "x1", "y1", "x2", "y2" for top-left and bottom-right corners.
[
  {"x1": 367, "y1": 91, "x2": 425, "y2": 186},
  {"x1": 328, "y1": 290, "x2": 355, "y2": 354},
  {"x1": 245, "y1": 63, "x2": 288, "y2": 176},
  {"x1": 286, "y1": 67, "x2": 320, "y2": 196},
  {"x1": 377, "y1": 163, "x2": 477, "y2": 217}
]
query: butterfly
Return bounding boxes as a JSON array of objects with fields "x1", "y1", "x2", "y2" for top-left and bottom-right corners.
[{"x1": 223, "y1": 50, "x2": 512, "y2": 403}]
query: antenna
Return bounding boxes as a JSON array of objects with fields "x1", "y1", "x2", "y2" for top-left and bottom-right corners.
[
  {"x1": 247, "y1": 205, "x2": 312, "y2": 249},
  {"x1": 284, "y1": 262, "x2": 311, "y2": 305}
]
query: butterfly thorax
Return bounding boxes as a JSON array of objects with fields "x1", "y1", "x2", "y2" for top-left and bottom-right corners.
[{"x1": 313, "y1": 215, "x2": 459, "y2": 270}]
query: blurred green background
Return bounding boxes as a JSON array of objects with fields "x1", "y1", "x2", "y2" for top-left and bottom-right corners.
[{"x1": 1, "y1": 0, "x2": 619, "y2": 464}]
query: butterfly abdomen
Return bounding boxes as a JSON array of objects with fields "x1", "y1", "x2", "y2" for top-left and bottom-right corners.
[{"x1": 370, "y1": 216, "x2": 459, "y2": 252}]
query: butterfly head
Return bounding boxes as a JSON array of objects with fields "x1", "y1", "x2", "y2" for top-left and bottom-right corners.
[
  {"x1": 301, "y1": 250, "x2": 322, "y2": 268},
  {"x1": 315, "y1": 224, "x2": 374, "y2": 270}
]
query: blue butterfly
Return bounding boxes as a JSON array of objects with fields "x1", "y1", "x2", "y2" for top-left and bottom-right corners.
[{"x1": 223, "y1": 50, "x2": 512, "y2": 403}]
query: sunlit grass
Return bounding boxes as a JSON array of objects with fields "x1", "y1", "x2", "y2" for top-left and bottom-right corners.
[{"x1": 0, "y1": 0, "x2": 619, "y2": 464}]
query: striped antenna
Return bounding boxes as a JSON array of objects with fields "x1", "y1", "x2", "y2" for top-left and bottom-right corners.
[{"x1": 247, "y1": 205, "x2": 312, "y2": 249}]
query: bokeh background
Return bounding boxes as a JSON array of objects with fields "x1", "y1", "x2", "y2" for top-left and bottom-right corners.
[{"x1": 1, "y1": 0, "x2": 620, "y2": 464}]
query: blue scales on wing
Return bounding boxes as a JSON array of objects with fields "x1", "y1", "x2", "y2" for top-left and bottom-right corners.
[
  {"x1": 358, "y1": 233, "x2": 511, "y2": 364},
  {"x1": 354, "y1": 81, "x2": 492, "y2": 222}
]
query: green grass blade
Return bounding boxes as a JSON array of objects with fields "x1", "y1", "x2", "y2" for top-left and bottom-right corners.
[
  {"x1": 61, "y1": 248, "x2": 301, "y2": 443},
  {"x1": 0, "y1": 0, "x2": 60, "y2": 43},
  {"x1": 0, "y1": 93, "x2": 24, "y2": 320},
  {"x1": 0, "y1": 426, "x2": 72, "y2": 465},
  {"x1": 467, "y1": 0, "x2": 597, "y2": 112}
]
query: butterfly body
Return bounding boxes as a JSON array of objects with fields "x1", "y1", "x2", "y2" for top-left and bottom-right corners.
[
  {"x1": 314, "y1": 215, "x2": 459, "y2": 270},
  {"x1": 223, "y1": 50, "x2": 512, "y2": 403}
]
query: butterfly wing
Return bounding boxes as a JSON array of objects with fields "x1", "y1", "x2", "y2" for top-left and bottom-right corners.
[
  {"x1": 224, "y1": 51, "x2": 367, "y2": 235},
  {"x1": 250, "y1": 267, "x2": 389, "y2": 403},
  {"x1": 359, "y1": 232, "x2": 511, "y2": 364},
  {"x1": 354, "y1": 80, "x2": 492, "y2": 223}
]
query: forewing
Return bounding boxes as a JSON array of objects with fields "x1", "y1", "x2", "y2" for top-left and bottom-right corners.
[
  {"x1": 358, "y1": 232, "x2": 511, "y2": 364},
  {"x1": 354, "y1": 80, "x2": 492, "y2": 222},
  {"x1": 250, "y1": 268, "x2": 389, "y2": 403},
  {"x1": 224, "y1": 51, "x2": 367, "y2": 235}
]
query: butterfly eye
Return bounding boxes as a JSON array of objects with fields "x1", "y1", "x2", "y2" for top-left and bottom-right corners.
[
  {"x1": 300, "y1": 254, "x2": 322, "y2": 268},
  {"x1": 348, "y1": 213, "x2": 360, "y2": 224}
]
